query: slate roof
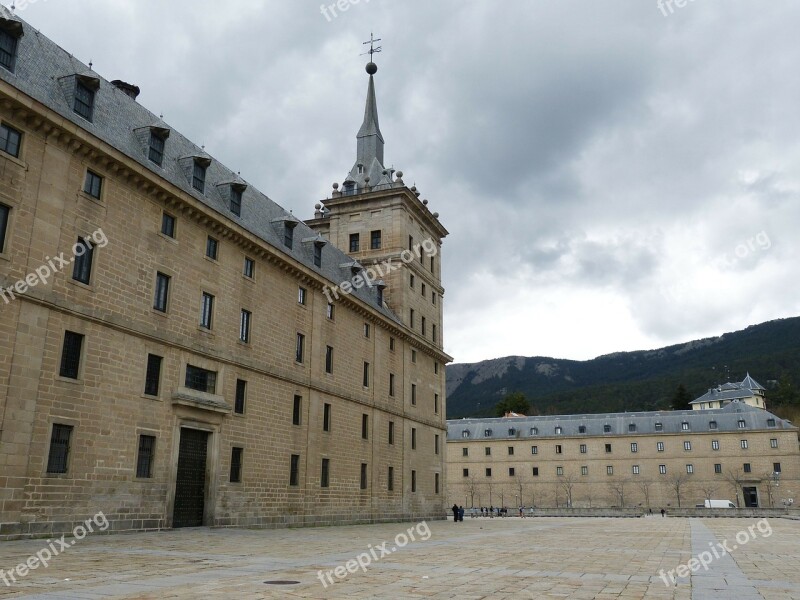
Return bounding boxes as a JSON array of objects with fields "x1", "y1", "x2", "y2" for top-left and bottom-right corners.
[
  {"x1": 447, "y1": 402, "x2": 793, "y2": 441},
  {"x1": 0, "y1": 8, "x2": 395, "y2": 321},
  {"x1": 690, "y1": 373, "x2": 766, "y2": 405}
]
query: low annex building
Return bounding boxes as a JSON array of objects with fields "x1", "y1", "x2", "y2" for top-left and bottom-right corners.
[
  {"x1": 447, "y1": 403, "x2": 798, "y2": 510},
  {"x1": 0, "y1": 9, "x2": 450, "y2": 538}
]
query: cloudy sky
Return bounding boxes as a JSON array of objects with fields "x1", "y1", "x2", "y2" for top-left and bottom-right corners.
[{"x1": 12, "y1": 0, "x2": 800, "y2": 363}]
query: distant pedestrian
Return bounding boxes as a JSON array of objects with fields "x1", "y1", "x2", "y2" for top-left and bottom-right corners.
[
  {"x1": 459, "y1": 506, "x2": 464, "y2": 522},
  {"x1": 648, "y1": 508, "x2": 653, "y2": 515},
  {"x1": 519, "y1": 505, "x2": 525, "y2": 518},
  {"x1": 489, "y1": 505, "x2": 494, "y2": 518},
  {"x1": 660, "y1": 508, "x2": 666, "y2": 518},
  {"x1": 452, "y1": 503, "x2": 459, "y2": 523}
]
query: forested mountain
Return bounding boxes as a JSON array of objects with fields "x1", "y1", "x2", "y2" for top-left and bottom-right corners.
[{"x1": 446, "y1": 317, "x2": 800, "y2": 419}]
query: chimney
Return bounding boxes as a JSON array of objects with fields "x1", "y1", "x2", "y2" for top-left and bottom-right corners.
[{"x1": 111, "y1": 80, "x2": 140, "y2": 101}]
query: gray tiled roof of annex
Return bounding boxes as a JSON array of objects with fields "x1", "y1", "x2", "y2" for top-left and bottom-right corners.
[
  {"x1": 447, "y1": 402, "x2": 794, "y2": 441},
  {"x1": 0, "y1": 7, "x2": 395, "y2": 321}
]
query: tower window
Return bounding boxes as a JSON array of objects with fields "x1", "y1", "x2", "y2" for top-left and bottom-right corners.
[
  {"x1": 46, "y1": 424, "x2": 73, "y2": 474},
  {"x1": 0, "y1": 123, "x2": 21, "y2": 157},
  {"x1": 349, "y1": 233, "x2": 360, "y2": 252},
  {"x1": 371, "y1": 230, "x2": 381, "y2": 249}
]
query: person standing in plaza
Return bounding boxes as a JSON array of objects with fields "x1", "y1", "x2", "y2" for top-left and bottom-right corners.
[{"x1": 452, "y1": 503, "x2": 459, "y2": 523}]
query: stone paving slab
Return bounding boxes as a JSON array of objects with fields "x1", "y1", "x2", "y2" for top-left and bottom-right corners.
[{"x1": 0, "y1": 517, "x2": 797, "y2": 599}]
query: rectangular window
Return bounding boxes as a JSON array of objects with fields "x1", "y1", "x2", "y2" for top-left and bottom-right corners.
[
  {"x1": 200, "y1": 292, "x2": 214, "y2": 329},
  {"x1": 607, "y1": 466, "x2": 614, "y2": 475},
  {"x1": 434, "y1": 436, "x2": 440, "y2": 455},
  {"x1": 714, "y1": 463, "x2": 722, "y2": 474},
  {"x1": 243, "y1": 257, "x2": 255, "y2": 278},
  {"x1": 411, "y1": 470, "x2": 417, "y2": 492},
  {"x1": 410, "y1": 308, "x2": 415, "y2": 328},
  {"x1": 74, "y1": 80, "x2": 95, "y2": 121},
  {"x1": 363, "y1": 323, "x2": 370, "y2": 338},
  {"x1": 192, "y1": 161, "x2": 206, "y2": 193},
  {"x1": 741, "y1": 439, "x2": 748, "y2": 449},
  {"x1": 349, "y1": 233, "x2": 360, "y2": 252},
  {"x1": 0, "y1": 123, "x2": 21, "y2": 157},
  {"x1": 371, "y1": 230, "x2": 381, "y2": 249},
  {"x1": 632, "y1": 465, "x2": 640, "y2": 475},
  {"x1": 323, "y1": 403, "x2": 331, "y2": 432},
  {"x1": 388, "y1": 466, "x2": 394, "y2": 491},
  {"x1": 154, "y1": 272, "x2": 170, "y2": 312},
  {"x1": 485, "y1": 446, "x2": 491, "y2": 456},
  {"x1": 362, "y1": 414, "x2": 369, "y2": 440},
  {"x1": 628, "y1": 423, "x2": 636, "y2": 432},
  {"x1": 321, "y1": 458, "x2": 330, "y2": 488},
  {"x1": 684, "y1": 441, "x2": 692, "y2": 451},
  {"x1": 360, "y1": 463, "x2": 368, "y2": 490},
  {"x1": 630, "y1": 442, "x2": 638, "y2": 453},
  {"x1": 144, "y1": 354, "x2": 162, "y2": 397},
  {"x1": 136, "y1": 435, "x2": 156, "y2": 479},
  {"x1": 71, "y1": 237, "x2": 95, "y2": 284},
  {"x1": 296, "y1": 333, "x2": 305, "y2": 364},
  {"x1": 655, "y1": 422, "x2": 663, "y2": 432},
  {"x1": 681, "y1": 422, "x2": 689, "y2": 431},
  {"x1": 389, "y1": 337, "x2": 395, "y2": 351},
  {"x1": 59, "y1": 331, "x2": 84, "y2": 379},
  {"x1": 659, "y1": 464, "x2": 667, "y2": 475},
  {"x1": 421, "y1": 283, "x2": 426, "y2": 297},
  {"x1": 657, "y1": 442, "x2": 665, "y2": 452},
  {"x1": 46, "y1": 424, "x2": 73, "y2": 474},
  {"x1": 185, "y1": 365, "x2": 217, "y2": 393},
  {"x1": 770, "y1": 438, "x2": 778, "y2": 449},
  {"x1": 605, "y1": 443, "x2": 612, "y2": 453},
  {"x1": 282, "y1": 224, "x2": 295, "y2": 249},
  {"x1": 463, "y1": 468, "x2": 469, "y2": 477},
  {"x1": 326, "y1": 302, "x2": 335, "y2": 320},
  {"x1": 686, "y1": 464, "x2": 694, "y2": 474},
  {"x1": 230, "y1": 187, "x2": 242, "y2": 216},
  {"x1": 712, "y1": 440, "x2": 720, "y2": 450},
  {"x1": 206, "y1": 236, "x2": 218, "y2": 260},
  {"x1": 737, "y1": 419, "x2": 746, "y2": 429},
  {"x1": 148, "y1": 132, "x2": 165, "y2": 166},
  {"x1": 239, "y1": 309, "x2": 251, "y2": 343},
  {"x1": 389, "y1": 373, "x2": 395, "y2": 397},
  {"x1": 580, "y1": 444, "x2": 587, "y2": 454},
  {"x1": 293, "y1": 395, "x2": 302, "y2": 426},
  {"x1": 435, "y1": 472, "x2": 440, "y2": 494},
  {"x1": 603, "y1": 424, "x2": 611, "y2": 433},
  {"x1": 555, "y1": 444, "x2": 562, "y2": 454},
  {"x1": 325, "y1": 345, "x2": 333, "y2": 373},
  {"x1": 388, "y1": 421, "x2": 394, "y2": 445},
  {"x1": 313, "y1": 243, "x2": 323, "y2": 267},
  {"x1": 363, "y1": 362, "x2": 370, "y2": 387},
  {"x1": 556, "y1": 467, "x2": 564, "y2": 476},
  {"x1": 581, "y1": 466, "x2": 589, "y2": 476},
  {"x1": 555, "y1": 426, "x2": 563, "y2": 435},
  {"x1": 767, "y1": 418, "x2": 776, "y2": 428},
  {"x1": 234, "y1": 379, "x2": 246, "y2": 415},
  {"x1": 421, "y1": 316, "x2": 426, "y2": 336},
  {"x1": 411, "y1": 349, "x2": 417, "y2": 363},
  {"x1": 531, "y1": 445, "x2": 538, "y2": 455},
  {"x1": 743, "y1": 463, "x2": 751, "y2": 473},
  {"x1": 83, "y1": 170, "x2": 103, "y2": 199},
  {"x1": 432, "y1": 292, "x2": 437, "y2": 305},
  {"x1": 411, "y1": 427, "x2": 417, "y2": 450},
  {"x1": 410, "y1": 383, "x2": 418, "y2": 406},
  {"x1": 432, "y1": 324, "x2": 437, "y2": 343},
  {"x1": 434, "y1": 393, "x2": 440, "y2": 414},
  {"x1": 430, "y1": 256, "x2": 435, "y2": 273},
  {"x1": 532, "y1": 467, "x2": 539, "y2": 477},
  {"x1": 774, "y1": 462, "x2": 781, "y2": 473},
  {"x1": 709, "y1": 420, "x2": 718, "y2": 430},
  {"x1": 290, "y1": 454, "x2": 300, "y2": 486},
  {"x1": 298, "y1": 286, "x2": 307, "y2": 305},
  {"x1": 508, "y1": 467, "x2": 515, "y2": 477},
  {"x1": 161, "y1": 212, "x2": 176, "y2": 238},
  {"x1": 485, "y1": 468, "x2": 492, "y2": 477},
  {"x1": 0, "y1": 29, "x2": 19, "y2": 72},
  {"x1": 0, "y1": 202, "x2": 9, "y2": 253},
  {"x1": 462, "y1": 447, "x2": 468, "y2": 457}
]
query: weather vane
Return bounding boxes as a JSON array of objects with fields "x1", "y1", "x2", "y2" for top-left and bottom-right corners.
[{"x1": 361, "y1": 33, "x2": 382, "y2": 60}]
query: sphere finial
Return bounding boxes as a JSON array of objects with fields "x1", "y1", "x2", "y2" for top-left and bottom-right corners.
[{"x1": 366, "y1": 62, "x2": 378, "y2": 75}]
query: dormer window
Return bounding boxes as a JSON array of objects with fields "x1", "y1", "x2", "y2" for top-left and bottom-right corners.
[
  {"x1": 603, "y1": 424, "x2": 611, "y2": 433},
  {"x1": 357, "y1": 164, "x2": 364, "y2": 174},
  {"x1": 74, "y1": 79, "x2": 97, "y2": 121},
  {"x1": 376, "y1": 281, "x2": 386, "y2": 307},
  {"x1": 230, "y1": 186, "x2": 243, "y2": 217},
  {"x1": 530, "y1": 427, "x2": 538, "y2": 435},
  {"x1": 554, "y1": 426, "x2": 562, "y2": 435},
  {"x1": 192, "y1": 160, "x2": 206, "y2": 193},
  {"x1": 0, "y1": 24, "x2": 21, "y2": 73},
  {"x1": 148, "y1": 131, "x2": 166, "y2": 166},
  {"x1": 313, "y1": 242, "x2": 323, "y2": 267},
  {"x1": 462, "y1": 430, "x2": 470, "y2": 439},
  {"x1": 484, "y1": 429, "x2": 492, "y2": 437},
  {"x1": 508, "y1": 428, "x2": 516, "y2": 436}
]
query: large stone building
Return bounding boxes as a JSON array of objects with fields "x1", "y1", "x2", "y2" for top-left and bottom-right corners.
[
  {"x1": 690, "y1": 373, "x2": 767, "y2": 411},
  {"x1": 447, "y1": 403, "x2": 799, "y2": 510},
  {"x1": 0, "y1": 8, "x2": 450, "y2": 538}
]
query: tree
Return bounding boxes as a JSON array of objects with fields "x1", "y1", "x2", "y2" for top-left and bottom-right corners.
[
  {"x1": 668, "y1": 472, "x2": 690, "y2": 508},
  {"x1": 558, "y1": 474, "x2": 577, "y2": 508},
  {"x1": 671, "y1": 384, "x2": 693, "y2": 411},
  {"x1": 770, "y1": 375, "x2": 799, "y2": 407},
  {"x1": 465, "y1": 475, "x2": 479, "y2": 508},
  {"x1": 495, "y1": 392, "x2": 531, "y2": 417},
  {"x1": 607, "y1": 478, "x2": 627, "y2": 507},
  {"x1": 699, "y1": 484, "x2": 717, "y2": 505},
  {"x1": 724, "y1": 469, "x2": 746, "y2": 507},
  {"x1": 636, "y1": 479, "x2": 654, "y2": 509}
]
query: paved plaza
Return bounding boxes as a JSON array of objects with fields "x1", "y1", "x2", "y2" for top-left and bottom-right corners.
[{"x1": 1, "y1": 516, "x2": 799, "y2": 599}]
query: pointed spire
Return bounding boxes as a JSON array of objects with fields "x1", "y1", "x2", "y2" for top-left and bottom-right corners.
[{"x1": 356, "y1": 67, "x2": 385, "y2": 167}]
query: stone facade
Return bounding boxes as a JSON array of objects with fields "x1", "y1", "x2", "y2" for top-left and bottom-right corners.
[
  {"x1": 0, "y1": 10, "x2": 449, "y2": 538},
  {"x1": 447, "y1": 404, "x2": 799, "y2": 510}
]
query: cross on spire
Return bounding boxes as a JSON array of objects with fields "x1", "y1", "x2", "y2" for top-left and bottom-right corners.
[{"x1": 361, "y1": 33, "x2": 382, "y2": 60}]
